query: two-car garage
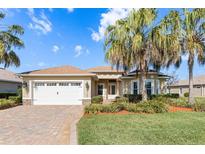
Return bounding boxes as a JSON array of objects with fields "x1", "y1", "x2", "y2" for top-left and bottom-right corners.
[
  {"x1": 21, "y1": 65, "x2": 94, "y2": 105},
  {"x1": 33, "y1": 81, "x2": 84, "y2": 105}
]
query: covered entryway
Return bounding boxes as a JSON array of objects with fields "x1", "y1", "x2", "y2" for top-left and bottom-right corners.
[{"x1": 33, "y1": 81, "x2": 83, "y2": 105}]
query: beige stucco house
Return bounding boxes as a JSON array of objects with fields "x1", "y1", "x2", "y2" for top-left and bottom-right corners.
[
  {"x1": 21, "y1": 65, "x2": 169, "y2": 105},
  {"x1": 169, "y1": 75, "x2": 205, "y2": 97},
  {"x1": 0, "y1": 68, "x2": 22, "y2": 93}
]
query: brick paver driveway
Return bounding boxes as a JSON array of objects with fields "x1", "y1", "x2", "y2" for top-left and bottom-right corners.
[{"x1": 0, "y1": 105, "x2": 83, "y2": 145}]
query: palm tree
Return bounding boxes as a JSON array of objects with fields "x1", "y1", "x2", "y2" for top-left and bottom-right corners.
[
  {"x1": 0, "y1": 12, "x2": 24, "y2": 68},
  {"x1": 105, "y1": 9, "x2": 167, "y2": 101},
  {"x1": 157, "y1": 9, "x2": 205, "y2": 104}
]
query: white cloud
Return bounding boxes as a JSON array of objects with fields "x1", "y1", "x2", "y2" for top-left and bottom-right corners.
[
  {"x1": 52, "y1": 45, "x2": 60, "y2": 53},
  {"x1": 74, "y1": 45, "x2": 83, "y2": 57},
  {"x1": 28, "y1": 9, "x2": 52, "y2": 34},
  {"x1": 91, "y1": 8, "x2": 135, "y2": 42},
  {"x1": 67, "y1": 8, "x2": 74, "y2": 13},
  {"x1": 74, "y1": 45, "x2": 90, "y2": 58},
  {"x1": 38, "y1": 62, "x2": 46, "y2": 67}
]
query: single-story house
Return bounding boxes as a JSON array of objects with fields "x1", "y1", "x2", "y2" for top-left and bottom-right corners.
[
  {"x1": 21, "y1": 65, "x2": 169, "y2": 105},
  {"x1": 169, "y1": 75, "x2": 205, "y2": 97},
  {"x1": 0, "y1": 68, "x2": 22, "y2": 93}
]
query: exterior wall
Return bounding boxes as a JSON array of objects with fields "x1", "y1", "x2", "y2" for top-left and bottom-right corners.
[
  {"x1": 22, "y1": 76, "x2": 93, "y2": 105},
  {"x1": 122, "y1": 79, "x2": 131, "y2": 95},
  {"x1": 91, "y1": 79, "x2": 96, "y2": 97},
  {"x1": 121, "y1": 75, "x2": 167, "y2": 95},
  {"x1": 0, "y1": 81, "x2": 21, "y2": 93},
  {"x1": 169, "y1": 85, "x2": 205, "y2": 97}
]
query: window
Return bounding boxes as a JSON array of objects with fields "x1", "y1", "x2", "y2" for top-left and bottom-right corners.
[
  {"x1": 59, "y1": 82, "x2": 70, "y2": 86},
  {"x1": 98, "y1": 84, "x2": 103, "y2": 95},
  {"x1": 133, "y1": 81, "x2": 138, "y2": 95},
  {"x1": 109, "y1": 84, "x2": 116, "y2": 95},
  {"x1": 35, "y1": 82, "x2": 45, "y2": 86},
  {"x1": 47, "y1": 82, "x2": 57, "y2": 86},
  {"x1": 70, "y1": 82, "x2": 81, "y2": 86},
  {"x1": 146, "y1": 81, "x2": 152, "y2": 96}
]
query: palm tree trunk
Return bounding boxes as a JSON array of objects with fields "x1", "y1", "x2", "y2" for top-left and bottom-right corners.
[
  {"x1": 140, "y1": 69, "x2": 147, "y2": 101},
  {"x1": 188, "y1": 57, "x2": 194, "y2": 104}
]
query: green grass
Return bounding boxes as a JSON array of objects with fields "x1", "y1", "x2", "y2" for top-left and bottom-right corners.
[{"x1": 78, "y1": 112, "x2": 205, "y2": 144}]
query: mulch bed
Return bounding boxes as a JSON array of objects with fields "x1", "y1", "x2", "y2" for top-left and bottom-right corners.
[
  {"x1": 169, "y1": 106, "x2": 193, "y2": 112},
  {"x1": 85, "y1": 106, "x2": 193, "y2": 116}
]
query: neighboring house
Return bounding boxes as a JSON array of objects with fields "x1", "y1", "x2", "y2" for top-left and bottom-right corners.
[
  {"x1": 169, "y1": 75, "x2": 205, "y2": 97},
  {"x1": 0, "y1": 68, "x2": 22, "y2": 93},
  {"x1": 21, "y1": 65, "x2": 169, "y2": 105}
]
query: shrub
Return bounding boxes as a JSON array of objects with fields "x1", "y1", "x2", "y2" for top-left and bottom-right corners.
[
  {"x1": 192, "y1": 99, "x2": 205, "y2": 112},
  {"x1": 84, "y1": 100, "x2": 169, "y2": 114},
  {"x1": 123, "y1": 94, "x2": 142, "y2": 103},
  {"x1": 125, "y1": 104, "x2": 144, "y2": 113},
  {"x1": 115, "y1": 96, "x2": 129, "y2": 103},
  {"x1": 91, "y1": 95, "x2": 103, "y2": 104},
  {"x1": 137, "y1": 102, "x2": 155, "y2": 113},
  {"x1": 84, "y1": 104, "x2": 103, "y2": 114},
  {"x1": 148, "y1": 100, "x2": 169, "y2": 113},
  {"x1": 0, "y1": 99, "x2": 16, "y2": 110},
  {"x1": 184, "y1": 92, "x2": 189, "y2": 97},
  {"x1": 168, "y1": 97, "x2": 191, "y2": 107},
  {"x1": 8, "y1": 96, "x2": 21, "y2": 105}
]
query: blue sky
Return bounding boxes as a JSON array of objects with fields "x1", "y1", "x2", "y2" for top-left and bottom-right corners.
[{"x1": 0, "y1": 8, "x2": 204, "y2": 80}]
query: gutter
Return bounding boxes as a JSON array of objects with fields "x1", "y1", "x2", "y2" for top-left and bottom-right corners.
[{"x1": 20, "y1": 74, "x2": 96, "y2": 77}]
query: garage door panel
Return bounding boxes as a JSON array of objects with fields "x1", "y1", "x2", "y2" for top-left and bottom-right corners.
[{"x1": 33, "y1": 81, "x2": 83, "y2": 105}]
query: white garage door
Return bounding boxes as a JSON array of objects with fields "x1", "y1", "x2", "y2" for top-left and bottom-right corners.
[{"x1": 33, "y1": 81, "x2": 83, "y2": 105}]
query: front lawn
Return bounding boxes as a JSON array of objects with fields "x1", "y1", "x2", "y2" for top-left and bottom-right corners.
[{"x1": 78, "y1": 112, "x2": 205, "y2": 144}]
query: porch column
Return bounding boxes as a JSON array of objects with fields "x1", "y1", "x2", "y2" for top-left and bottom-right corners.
[
  {"x1": 116, "y1": 79, "x2": 120, "y2": 96},
  {"x1": 106, "y1": 80, "x2": 109, "y2": 100}
]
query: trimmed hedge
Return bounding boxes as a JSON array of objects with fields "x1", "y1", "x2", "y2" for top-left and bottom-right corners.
[
  {"x1": 91, "y1": 95, "x2": 103, "y2": 104},
  {"x1": 123, "y1": 94, "x2": 142, "y2": 103},
  {"x1": 0, "y1": 93, "x2": 17, "y2": 99},
  {"x1": 150, "y1": 93, "x2": 179, "y2": 99}
]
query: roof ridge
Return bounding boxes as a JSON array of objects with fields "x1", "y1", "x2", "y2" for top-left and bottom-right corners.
[{"x1": 21, "y1": 65, "x2": 94, "y2": 75}]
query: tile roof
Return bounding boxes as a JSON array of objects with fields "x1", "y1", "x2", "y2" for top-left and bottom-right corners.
[
  {"x1": 0, "y1": 68, "x2": 22, "y2": 83},
  {"x1": 22, "y1": 65, "x2": 94, "y2": 75},
  {"x1": 86, "y1": 66, "x2": 124, "y2": 73},
  {"x1": 172, "y1": 75, "x2": 205, "y2": 86}
]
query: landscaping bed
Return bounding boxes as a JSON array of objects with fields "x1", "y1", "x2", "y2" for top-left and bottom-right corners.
[{"x1": 86, "y1": 95, "x2": 205, "y2": 115}]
